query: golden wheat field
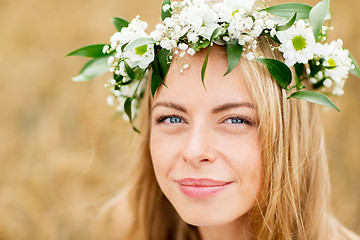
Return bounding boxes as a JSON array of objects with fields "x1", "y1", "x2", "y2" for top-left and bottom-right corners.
[{"x1": 0, "y1": 0, "x2": 359, "y2": 239}]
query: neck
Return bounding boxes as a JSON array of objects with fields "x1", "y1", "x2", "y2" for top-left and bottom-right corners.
[{"x1": 197, "y1": 214, "x2": 252, "y2": 240}]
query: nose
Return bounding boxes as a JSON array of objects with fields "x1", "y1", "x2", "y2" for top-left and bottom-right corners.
[{"x1": 181, "y1": 125, "x2": 216, "y2": 168}]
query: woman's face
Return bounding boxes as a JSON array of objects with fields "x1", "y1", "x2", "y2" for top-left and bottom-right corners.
[{"x1": 150, "y1": 46, "x2": 263, "y2": 227}]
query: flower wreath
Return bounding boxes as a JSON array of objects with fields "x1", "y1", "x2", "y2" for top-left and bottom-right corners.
[{"x1": 68, "y1": 0, "x2": 360, "y2": 131}]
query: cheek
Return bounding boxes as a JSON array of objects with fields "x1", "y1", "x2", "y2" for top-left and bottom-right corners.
[
  {"x1": 222, "y1": 133, "x2": 263, "y2": 192},
  {"x1": 150, "y1": 132, "x2": 176, "y2": 181}
]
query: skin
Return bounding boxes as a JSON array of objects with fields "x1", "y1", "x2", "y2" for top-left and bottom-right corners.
[{"x1": 150, "y1": 46, "x2": 263, "y2": 240}]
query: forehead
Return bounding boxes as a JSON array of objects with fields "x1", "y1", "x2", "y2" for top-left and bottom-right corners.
[{"x1": 153, "y1": 45, "x2": 253, "y2": 107}]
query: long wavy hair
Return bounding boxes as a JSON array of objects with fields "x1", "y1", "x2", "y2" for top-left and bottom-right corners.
[{"x1": 115, "y1": 38, "x2": 360, "y2": 240}]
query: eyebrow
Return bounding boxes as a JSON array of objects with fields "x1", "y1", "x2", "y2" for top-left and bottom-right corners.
[
  {"x1": 152, "y1": 101, "x2": 255, "y2": 114},
  {"x1": 211, "y1": 102, "x2": 255, "y2": 113},
  {"x1": 152, "y1": 101, "x2": 187, "y2": 113}
]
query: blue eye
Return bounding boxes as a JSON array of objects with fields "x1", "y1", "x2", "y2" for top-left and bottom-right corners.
[
  {"x1": 156, "y1": 115, "x2": 184, "y2": 124},
  {"x1": 224, "y1": 117, "x2": 246, "y2": 124},
  {"x1": 166, "y1": 116, "x2": 183, "y2": 123}
]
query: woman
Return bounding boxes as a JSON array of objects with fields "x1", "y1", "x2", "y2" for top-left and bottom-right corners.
[
  {"x1": 119, "y1": 42, "x2": 360, "y2": 240},
  {"x1": 68, "y1": 0, "x2": 360, "y2": 239}
]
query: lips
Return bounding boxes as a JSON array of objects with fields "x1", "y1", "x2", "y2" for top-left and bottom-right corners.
[{"x1": 175, "y1": 178, "x2": 232, "y2": 199}]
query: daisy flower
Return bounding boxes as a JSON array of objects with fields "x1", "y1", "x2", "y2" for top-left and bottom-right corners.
[{"x1": 276, "y1": 20, "x2": 317, "y2": 66}]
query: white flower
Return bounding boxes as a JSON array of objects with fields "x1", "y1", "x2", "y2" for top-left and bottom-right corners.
[
  {"x1": 102, "y1": 45, "x2": 110, "y2": 54},
  {"x1": 333, "y1": 87, "x2": 344, "y2": 96},
  {"x1": 222, "y1": 0, "x2": 255, "y2": 19},
  {"x1": 276, "y1": 20, "x2": 317, "y2": 66},
  {"x1": 163, "y1": 18, "x2": 176, "y2": 28},
  {"x1": 124, "y1": 43, "x2": 155, "y2": 69},
  {"x1": 187, "y1": 31, "x2": 199, "y2": 43},
  {"x1": 107, "y1": 56, "x2": 115, "y2": 66},
  {"x1": 310, "y1": 78, "x2": 318, "y2": 84},
  {"x1": 187, "y1": 48, "x2": 196, "y2": 55},
  {"x1": 162, "y1": 4, "x2": 171, "y2": 12},
  {"x1": 114, "y1": 90, "x2": 121, "y2": 97},
  {"x1": 178, "y1": 43, "x2": 189, "y2": 51},
  {"x1": 265, "y1": 19, "x2": 275, "y2": 29},
  {"x1": 106, "y1": 95, "x2": 115, "y2": 106},
  {"x1": 185, "y1": 3, "x2": 220, "y2": 40},
  {"x1": 160, "y1": 38, "x2": 175, "y2": 50},
  {"x1": 150, "y1": 30, "x2": 163, "y2": 41},
  {"x1": 244, "y1": 17, "x2": 253, "y2": 30},
  {"x1": 321, "y1": 40, "x2": 352, "y2": 83},
  {"x1": 246, "y1": 52, "x2": 255, "y2": 61},
  {"x1": 323, "y1": 78, "x2": 332, "y2": 88},
  {"x1": 119, "y1": 62, "x2": 127, "y2": 76}
]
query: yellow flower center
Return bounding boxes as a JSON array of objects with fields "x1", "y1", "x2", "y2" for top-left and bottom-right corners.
[
  {"x1": 328, "y1": 58, "x2": 337, "y2": 67},
  {"x1": 292, "y1": 35, "x2": 307, "y2": 51},
  {"x1": 135, "y1": 44, "x2": 148, "y2": 56}
]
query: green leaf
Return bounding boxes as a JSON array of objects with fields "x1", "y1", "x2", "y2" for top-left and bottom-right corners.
[
  {"x1": 201, "y1": 27, "x2": 222, "y2": 87},
  {"x1": 161, "y1": 0, "x2": 171, "y2": 21},
  {"x1": 124, "y1": 61, "x2": 138, "y2": 80},
  {"x1": 151, "y1": 61, "x2": 162, "y2": 97},
  {"x1": 224, "y1": 40, "x2": 243, "y2": 76},
  {"x1": 112, "y1": 17, "x2": 129, "y2": 32},
  {"x1": 309, "y1": 0, "x2": 330, "y2": 41},
  {"x1": 124, "y1": 97, "x2": 140, "y2": 133},
  {"x1": 67, "y1": 44, "x2": 107, "y2": 58},
  {"x1": 265, "y1": 3, "x2": 312, "y2": 19},
  {"x1": 123, "y1": 37, "x2": 155, "y2": 52},
  {"x1": 150, "y1": 52, "x2": 169, "y2": 97},
  {"x1": 294, "y1": 63, "x2": 305, "y2": 77},
  {"x1": 113, "y1": 73, "x2": 124, "y2": 83},
  {"x1": 72, "y1": 56, "x2": 109, "y2": 82},
  {"x1": 256, "y1": 58, "x2": 292, "y2": 90},
  {"x1": 149, "y1": 49, "x2": 170, "y2": 97},
  {"x1": 289, "y1": 91, "x2": 339, "y2": 111},
  {"x1": 156, "y1": 49, "x2": 171, "y2": 79},
  {"x1": 349, "y1": 52, "x2": 360, "y2": 78},
  {"x1": 276, "y1": 12, "x2": 297, "y2": 31}
]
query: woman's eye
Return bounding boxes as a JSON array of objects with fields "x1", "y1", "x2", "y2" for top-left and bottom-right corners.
[
  {"x1": 225, "y1": 118, "x2": 244, "y2": 124},
  {"x1": 224, "y1": 117, "x2": 253, "y2": 125},
  {"x1": 156, "y1": 115, "x2": 184, "y2": 124}
]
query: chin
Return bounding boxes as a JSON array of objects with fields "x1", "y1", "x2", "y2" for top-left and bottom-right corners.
[{"x1": 174, "y1": 204, "x2": 244, "y2": 227}]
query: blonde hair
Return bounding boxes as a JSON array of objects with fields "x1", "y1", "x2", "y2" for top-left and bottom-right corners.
[{"x1": 118, "y1": 39, "x2": 360, "y2": 240}]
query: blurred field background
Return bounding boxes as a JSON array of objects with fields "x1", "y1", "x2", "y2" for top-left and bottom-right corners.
[{"x1": 0, "y1": 0, "x2": 359, "y2": 239}]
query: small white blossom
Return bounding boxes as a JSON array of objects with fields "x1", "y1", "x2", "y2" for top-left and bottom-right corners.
[
  {"x1": 310, "y1": 78, "x2": 318, "y2": 84},
  {"x1": 246, "y1": 52, "x2": 255, "y2": 60},
  {"x1": 187, "y1": 48, "x2": 196, "y2": 55},
  {"x1": 178, "y1": 43, "x2": 189, "y2": 51},
  {"x1": 107, "y1": 95, "x2": 115, "y2": 106},
  {"x1": 150, "y1": 30, "x2": 163, "y2": 41},
  {"x1": 102, "y1": 45, "x2": 110, "y2": 54},
  {"x1": 107, "y1": 56, "x2": 115, "y2": 65},
  {"x1": 323, "y1": 78, "x2": 332, "y2": 88},
  {"x1": 114, "y1": 90, "x2": 121, "y2": 97},
  {"x1": 162, "y1": 4, "x2": 171, "y2": 12}
]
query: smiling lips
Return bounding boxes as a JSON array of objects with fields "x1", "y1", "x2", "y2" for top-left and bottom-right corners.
[{"x1": 175, "y1": 178, "x2": 232, "y2": 199}]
